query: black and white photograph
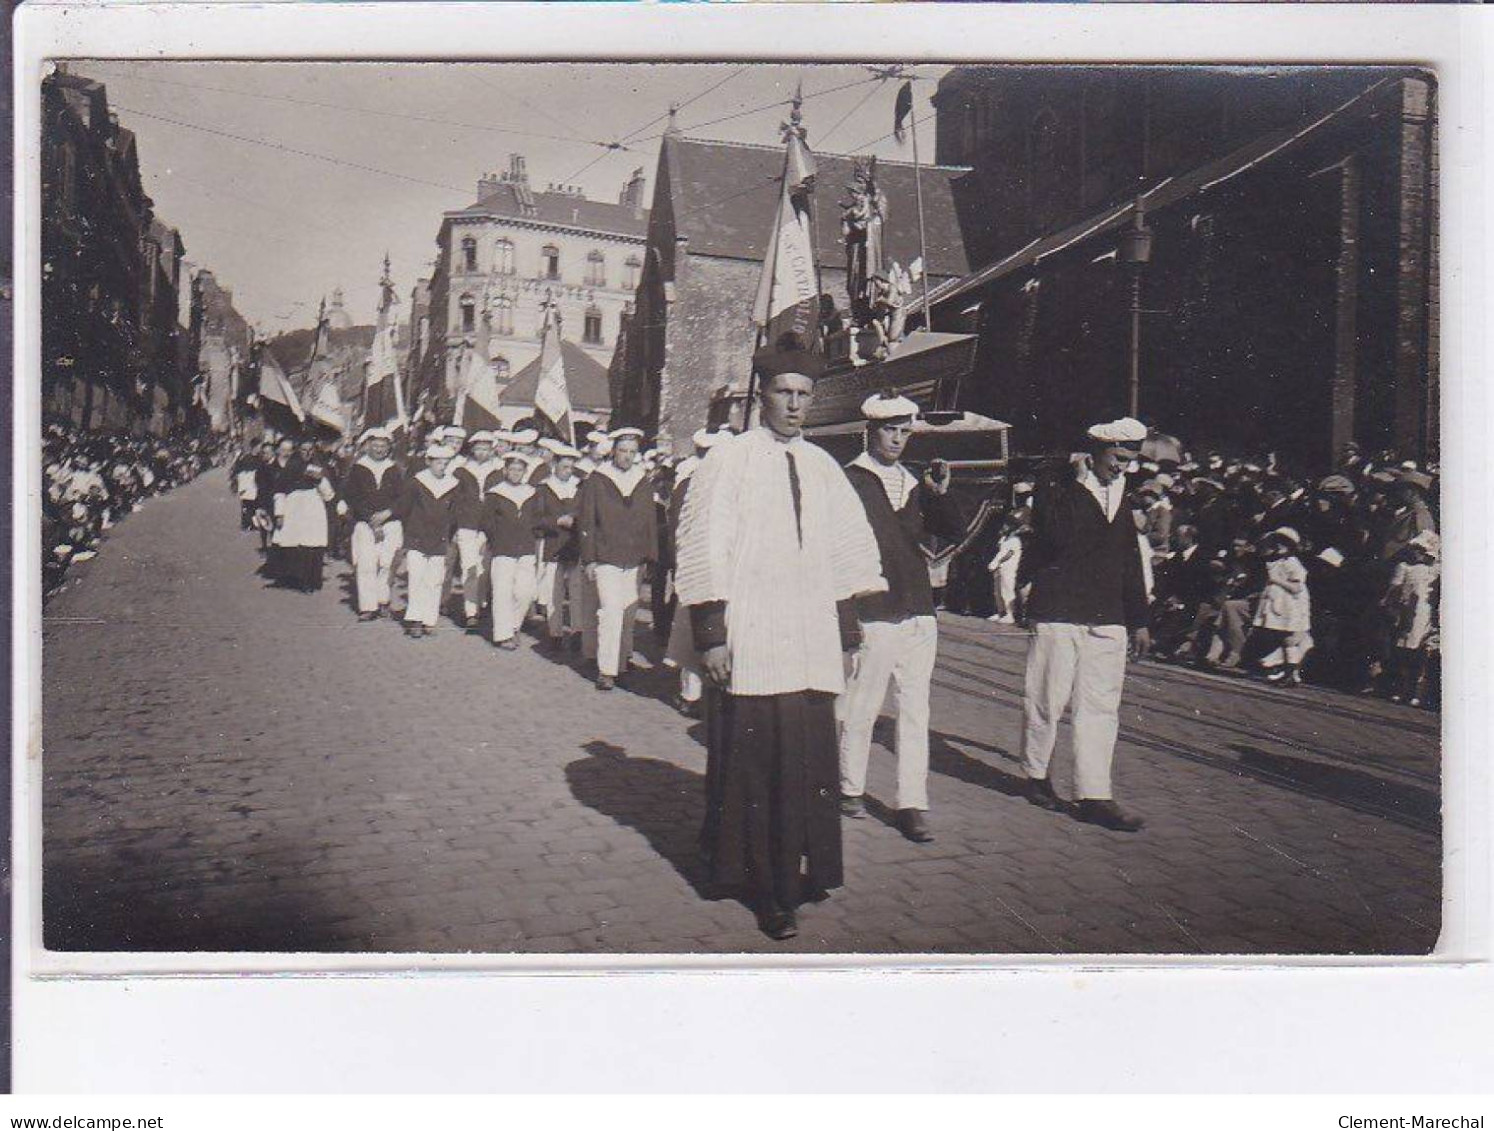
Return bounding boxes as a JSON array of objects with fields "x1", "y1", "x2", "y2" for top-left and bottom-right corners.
[{"x1": 34, "y1": 56, "x2": 1444, "y2": 957}]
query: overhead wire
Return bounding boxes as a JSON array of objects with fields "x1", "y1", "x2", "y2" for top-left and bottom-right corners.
[
  {"x1": 813, "y1": 80, "x2": 885, "y2": 149},
  {"x1": 87, "y1": 65, "x2": 606, "y2": 151}
]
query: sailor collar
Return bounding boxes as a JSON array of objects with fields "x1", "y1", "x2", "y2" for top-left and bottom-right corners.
[
  {"x1": 355, "y1": 455, "x2": 396, "y2": 481},
  {"x1": 593, "y1": 461, "x2": 648, "y2": 497},
  {"x1": 414, "y1": 468, "x2": 459, "y2": 498},
  {"x1": 850, "y1": 451, "x2": 920, "y2": 509},
  {"x1": 543, "y1": 474, "x2": 579, "y2": 501},
  {"x1": 487, "y1": 480, "x2": 536, "y2": 507}
]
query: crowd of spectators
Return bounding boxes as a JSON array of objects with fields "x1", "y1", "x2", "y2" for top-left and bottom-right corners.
[
  {"x1": 983, "y1": 441, "x2": 1441, "y2": 707},
  {"x1": 43, "y1": 421, "x2": 226, "y2": 598}
]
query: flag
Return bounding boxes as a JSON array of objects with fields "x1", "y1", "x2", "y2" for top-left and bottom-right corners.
[
  {"x1": 893, "y1": 80, "x2": 914, "y2": 144},
  {"x1": 532, "y1": 308, "x2": 572, "y2": 440},
  {"x1": 309, "y1": 379, "x2": 349, "y2": 436},
  {"x1": 255, "y1": 347, "x2": 306, "y2": 436},
  {"x1": 456, "y1": 346, "x2": 505, "y2": 432},
  {"x1": 363, "y1": 317, "x2": 406, "y2": 432},
  {"x1": 751, "y1": 138, "x2": 821, "y2": 353}
]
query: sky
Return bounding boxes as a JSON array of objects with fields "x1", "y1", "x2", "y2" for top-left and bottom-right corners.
[{"x1": 67, "y1": 61, "x2": 952, "y2": 333}]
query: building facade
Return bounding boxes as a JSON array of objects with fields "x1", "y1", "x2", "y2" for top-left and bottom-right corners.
[
  {"x1": 929, "y1": 66, "x2": 1437, "y2": 470},
  {"x1": 187, "y1": 268, "x2": 252, "y2": 432},
  {"x1": 42, "y1": 66, "x2": 191, "y2": 433},
  {"x1": 414, "y1": 155, "x2": 649, "y2": 421},
  {"x1": 613, "y1": 132, "x2": 972, "y2": 451}
]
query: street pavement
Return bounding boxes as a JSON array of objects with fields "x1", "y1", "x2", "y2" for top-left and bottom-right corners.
[{"x1": 41, "y1": 472, "x2": 1442, "y2": 955}]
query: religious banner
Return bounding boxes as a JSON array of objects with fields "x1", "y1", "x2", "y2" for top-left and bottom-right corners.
[
  {"x1": 532, "y1": 307, "x2": 572, "y2": 440},
  {"x1": 751, "y1": 96, "x2": 821, "y2": 353}
]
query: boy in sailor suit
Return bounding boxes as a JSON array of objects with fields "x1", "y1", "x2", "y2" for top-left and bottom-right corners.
[
  {"x1": 396, "y1": 442, "x2": 460, "y2": 638},
  {"x1": 451, "y1": 430, "x2": 504, "y2": 632},
  {"x1": 578, "y1": 427, "x2": 658, "y2": 691},
  {"x1": 535, "y1": 439, "x2": 584, "y2": 650},
  {"x1": 342, "y1": 426, "x2": 406, "y2": 620},
  {"x1": 483, "y1": 451, "x2": 543, "y2": 650}
]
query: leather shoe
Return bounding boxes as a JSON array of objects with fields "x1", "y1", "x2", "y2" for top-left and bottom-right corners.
[
  {"x1": 1023, "y1": 776, "x2": 1062, "y2": 811},
  {"x1": 896, "y1": 808, "x2": 934, "y2": 843},
  {"x1": 839, "y1": 794, "x2": 866, "y2": 819},
  {"x1": 1074, "y1": 799, "x2": 1145, "y2": 832},
  {"x1": 595, "y1": 675, "x2": 615, "y2": 691},
  {"x1": 759, "y1": 910, "x2": 798, "y2": 940}
]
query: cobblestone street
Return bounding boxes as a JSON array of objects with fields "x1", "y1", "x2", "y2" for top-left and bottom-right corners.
[{"x1": 41, "y1": 475, "x2": 1442, "y2": 955}]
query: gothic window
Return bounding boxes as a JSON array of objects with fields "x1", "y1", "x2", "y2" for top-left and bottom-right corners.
[
  {"x1": 461, "y1": 236, "x2": 478, "y2": 273},
  {"x1": 494, "y1": 239, "x2": 515, "y2": 276},
  {"x1": 583, "y1": 306, "x2": 603, "y2": 346},
  {"x1": 585, "y1": 250, "x2": 606, "y2": 287},
  {"x1": 542, "y1": 244, "x2": 561, "y2": 280},
  {"x1": 624, "y1": 254, "x2": 641, "y2": 290},
  {"x1": 459, "y1": 293, "x2": 476, "y2": 333}
]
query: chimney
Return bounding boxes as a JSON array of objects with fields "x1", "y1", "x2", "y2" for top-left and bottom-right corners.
[
  {"x1": 619, "y1": 167, "x2": 647, "y2": 208},
  {"x1": 477, "y1": 171, "x2": 502, "y2": 199},
  {"x1": 506, "y1": 153, "x2": 528, "y2": 185}
]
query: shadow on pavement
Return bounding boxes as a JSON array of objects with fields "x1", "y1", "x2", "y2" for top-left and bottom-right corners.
[
  {"x1": 43, "y1": 843, "x2": 364, "y2": 952},
  {"x1": 928, "y1": 728, "x2": 1027, "y2": 799},
  {"x1": 1229, "y1": 743, "x2": 1441, "y2": 834},
  {"x1": 565, "y1": 742, "x2": 716, "y2": 901}
]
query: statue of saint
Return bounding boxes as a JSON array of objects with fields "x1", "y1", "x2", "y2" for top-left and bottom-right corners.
[{"x1": 841, "y1": 158, "x2": 888, "y2": 324}]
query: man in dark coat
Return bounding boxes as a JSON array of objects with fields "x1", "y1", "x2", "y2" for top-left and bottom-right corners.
[
  {"x1": 1019, "y1": 417, "x2": 1151, "y2": 832},
  {"x1": 838, "y1": 392, "x2": 964, "y2": 843}
]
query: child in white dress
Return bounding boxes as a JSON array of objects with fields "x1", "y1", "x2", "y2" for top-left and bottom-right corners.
[{"x1": 1250, "y1": 527, "x2": 1313, "y2": 686}]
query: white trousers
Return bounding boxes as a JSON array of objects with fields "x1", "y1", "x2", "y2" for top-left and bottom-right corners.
[
  {"x1": 350, "y1": 519, "x2": 403, "y2": 613},
  {"x1": 580, "y1": 570, "x2": 600, "y2": 659},
  {"x1": 489, "y1": 554, "x2": 538, "y2": 643},
  {"x1": 838, "y1": 615, "x2": 939, "y2": 811},
  {"x1": 404, "y1": 549, "x2": 448, "y2": 628},
  {"x1": 593, "y1": 564, "x2": 640, "y2": 677},
  {"x1": 1020, "y1": 622, "x2": 1128, "y2": 801},
  {"x1": 455, "y1": 529, "x2": 488, "y2": 619},
  {"x1": 540, "y1": 560, "x2": 583, "y2": 636}
]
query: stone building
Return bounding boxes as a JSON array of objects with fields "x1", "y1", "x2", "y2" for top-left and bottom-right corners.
[
  {"x1": 927, "y1": 66, "x2": 1437, "y2": 470},
  {"x1": 414, "y1": 155, "x2": 649, "y2": 421},
  {"x1": 42, "y1": 66, "x2": 190, "y2": 433},
  {"x1": 612, "y1": 132, "x2": 972, "y2": 450},
  {"x1": 187, "y1": 268, "x2": 251, "y2": 432}
]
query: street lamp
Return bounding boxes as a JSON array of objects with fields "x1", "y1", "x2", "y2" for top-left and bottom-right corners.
[{"x1": 1119, "y1": 197, "x2": 1153, "y2": 419}]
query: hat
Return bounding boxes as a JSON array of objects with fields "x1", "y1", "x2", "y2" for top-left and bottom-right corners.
[
  {"x1": 502, "y1": 450, "x2": 538, "y2": 470},
  {"x1": 508, "y1": 427, "x2": 539, "y2": 446},
  {"x1": 1397, "y1": 469, "x2": 1434, "y2": 492},
  {"x1": 752, "y1": 333, "x2": 825, "y2": 381},
  {"x1": 425, "y1": 443, "x2": 456, "y2": 460},
  {"x1": 585, "y1": 430, "x2": 609, "y2": 446},
  {"x1": 1267, "y1": 526, "x2": 1302, "y2": 547},
  {"x1": 860, "y1": 392, "x2": 920, "y2": 422},
  {"x1": 1194, "y1": 477, "x2": 1225, "y2": 493},
  {"x1": 1137, "y1": 480, "x2": 1163, "y2": 497},
  {"x1": 443, "y1": 426, "x2": 469, "y2": 442},
  {"x1": 1400, "y1": 460, "x2": 1419, "y2": 472},
  {"x1": 609, "y1": 426, "x2": 646, "y2": 442},
  {"x1": 1086, "y1": 417, "x2": 1147, "y2": 446},
  {"x1": 1154, "y1": 472, "x2": 1176, "y2": 489},
  {"x1": 359, "y1": 426, "x2": 393, "y2": 444},
  {"x1": 539, "y1": 437, "x2": 582, "y2": 459},
  {"x1": 1317, "y1": 474, "x2": 1355, "y2": 496},
  {"x1": 467, "y1": 430, "x2": 497, "y2": 446}
]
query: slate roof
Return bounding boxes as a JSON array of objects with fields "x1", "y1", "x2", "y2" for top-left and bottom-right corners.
[
  {"x1": 500, "y1": 340, "x2": 612, "y2": 413},
  {"x1": 662, "y1": 135, "x2": 972, "y2": 279},
  {"x1": 453, "y1": 182, "x2": 649, "y2": 240}
]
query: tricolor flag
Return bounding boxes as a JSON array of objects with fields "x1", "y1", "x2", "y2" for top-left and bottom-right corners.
[
  {"x1": 456, "y1": 346, "x2": 505, "y2": 432},
  {"x1": 363, "y1": 317, "x2": 407, "y2": 433},
  {"x1": 532, "y1": 307, "x2": 573, "y2": 441},
  {"x1": 751, "y1": 120, "x2": 821, "y2": 353},
  {"x1": 255, "y1": 347, "x2": 306, "y2": 436}
]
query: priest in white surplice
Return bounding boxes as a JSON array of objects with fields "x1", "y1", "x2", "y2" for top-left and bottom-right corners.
[{"x1": 673, "y1": 346, "x2": 886, "y2": 941}]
